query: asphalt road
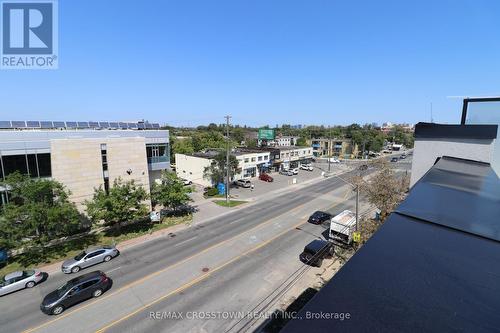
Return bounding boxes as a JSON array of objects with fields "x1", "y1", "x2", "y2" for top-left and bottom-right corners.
[{"x1": 1, "y1": 154, "x2": 411, "y2": 333}]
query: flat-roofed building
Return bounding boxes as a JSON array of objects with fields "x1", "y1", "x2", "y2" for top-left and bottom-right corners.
[{"x1": 0, "y1": 122, "x2": 169, "y2": 210}]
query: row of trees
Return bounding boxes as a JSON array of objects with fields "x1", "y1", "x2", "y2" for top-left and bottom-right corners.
[
  {"x1": 167, "y1": 123, "x2": 414, "y2": 161},
  {"x1": 0, "y1": 171, "x2": 193, "y2": 255}
]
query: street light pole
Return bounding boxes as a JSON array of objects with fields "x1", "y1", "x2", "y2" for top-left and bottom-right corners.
[{"x1": 225, "y1": 115, "x2": 231, "y2": 205}]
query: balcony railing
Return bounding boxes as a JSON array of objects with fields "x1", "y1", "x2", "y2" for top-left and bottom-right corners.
[{"x1": 148, "y1": 156, "x2": 169, "y2": 164}]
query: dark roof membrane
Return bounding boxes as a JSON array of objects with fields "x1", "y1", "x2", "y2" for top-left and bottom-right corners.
[
  {"x1": 282, "y1": 156, "x2": 500, "y2": 333},
  {"x1": 397, "y1": 156, "x2": 500, "y2": 241}
]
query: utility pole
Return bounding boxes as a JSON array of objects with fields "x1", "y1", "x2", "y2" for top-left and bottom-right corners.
[
  {"x1": 328, "y1": 126, "x2": 332, "y2": 172},
  {"x1": 225, "y1": 115, "x2": 231, "y2": 205},
  {"x1": 355, "y1": 185, "x2": 359, "y2": 231}
]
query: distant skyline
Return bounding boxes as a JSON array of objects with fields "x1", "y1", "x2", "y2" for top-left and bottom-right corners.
[{"x1": 1, "y1": 0, "x2": 500, "y2": 127}]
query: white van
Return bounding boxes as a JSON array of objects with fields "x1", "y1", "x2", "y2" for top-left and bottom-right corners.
[{"x1": 329, "y1": 210, "x2": 357, "y2": 244}]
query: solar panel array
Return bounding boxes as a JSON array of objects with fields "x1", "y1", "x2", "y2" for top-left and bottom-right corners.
[{"x1": 0, "y1": 121, "x2": 161, "y2": 130}]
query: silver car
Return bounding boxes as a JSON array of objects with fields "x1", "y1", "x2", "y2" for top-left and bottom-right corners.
[
  {"x1": 61, "y1": 246, "x2": 119, "y2": 274},
  {"x1": 0, "y1": 270, "x2": 44, "y2": 296}
]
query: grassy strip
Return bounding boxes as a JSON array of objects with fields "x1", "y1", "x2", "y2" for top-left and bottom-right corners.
[
  {"x1": 213, "y1": 200, "x2": 247, "y2": 207},
  {"x1": 0, "y1": 214, "x2": 192, "y2": 277}
]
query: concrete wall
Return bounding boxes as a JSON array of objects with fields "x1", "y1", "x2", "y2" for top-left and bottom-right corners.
[
  {"x1": 175, "y1": 154, "x2": 212, "y2": 187},
  {"x1": 51, "y1": 137, "x2": 151, "y2": 211},
  {"x1": 410, "y1": 138, "x2": 494, "y2": 187}
]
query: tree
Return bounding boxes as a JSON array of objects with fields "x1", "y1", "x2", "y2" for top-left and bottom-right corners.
[
  {"x1": 151, "y1": 171, "x2": 193, "y2": 211},
  {"x1": 191, "y1": 131, "x2": 227, "y2": 151},
  {"x1": 231, "y1": 127, "x2": 245, "y2": 144},
  {"x1": 362, "y1": 159, "x2": 410, "y2": 220},
  {"x1": 296, "y1": 137, "x2": 307, "y2": 146},
  {"x1": 171, "y1": 137, "x2": 194, "y2": 156},
  {"x1": 0, "y1": 172, "x2": 81, "y2": 252},
  {"x1": 203, "y1": 151, "x2": 241, "y2": 186},
  {"x1": 85, "y1": 178, "x2": 149, "y2": 229}
]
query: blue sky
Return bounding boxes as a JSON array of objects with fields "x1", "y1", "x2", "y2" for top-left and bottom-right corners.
[{"x1": 1, "y1": 0, "x2": 500, "y2": 127}]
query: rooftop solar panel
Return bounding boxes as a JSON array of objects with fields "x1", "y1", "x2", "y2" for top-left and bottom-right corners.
[
  {"x1": 109, "y1": 122, "x2": 119, "y2": 128},
  {"x1": 53, "y1": 121, "x2": 66, "y2": 128},
  {"x1": 26, "y1": 121, "x2": 41, "y2": 128},
  {"x1": 137, "y1": 123, "x2": 145, "y2": 129},
  {"x1": 0, "y1": 121, "x2": 11, "y2": 128},
  {"x1": 127, "y1": 123, "x2": 138, "y2": 129},
  {"x1": 118, "y1": 122, "x2": 127, "y2": 129},
  {"x1": 89, "y1": 121, "x2": 99, "y2": 128},
  {"x1": 98, "y1": 122, "x2": 110, "y2": 128},
  {"x1": 40, "y1": 121, "x2": 53, "y2": 128},
  {"x1": 145, "y1": 123, "x2": 153, "y2": 129},
  {"x1": 152, "y1": 123, "x2": 160, "y2": 129},
  {"x1": 77, "y1": 122, "x2": 89, "y2": 128},
  {"x1": 11, "y1": 121, "x2": 26, "y2": 128},
  {"x1": 66, "y1": 121, "x2": 77, "y2": 128}
]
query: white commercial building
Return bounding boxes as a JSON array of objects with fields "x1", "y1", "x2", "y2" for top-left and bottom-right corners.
[{"x1": 175, "y1": 150, "x2": 271, "y2": 187}]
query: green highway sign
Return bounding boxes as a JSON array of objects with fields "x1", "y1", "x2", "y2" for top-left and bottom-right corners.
[{"x1": 258, "y1": 129, "x2": 275, "y2": 140}]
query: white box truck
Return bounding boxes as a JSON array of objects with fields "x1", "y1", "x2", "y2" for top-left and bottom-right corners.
[{"x1": 329, "y1": 210, "x2": 357, "y2": 244}]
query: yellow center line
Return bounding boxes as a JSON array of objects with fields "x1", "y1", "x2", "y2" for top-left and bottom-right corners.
[
  {"x1": 22, "y1": 201, "x2": 309, "y2": 333},
  {"x1": 95, "y1": 219, "x2": 307, "y2": 333}
]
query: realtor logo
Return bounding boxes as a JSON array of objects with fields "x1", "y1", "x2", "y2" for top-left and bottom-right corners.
[{"x1": 1, "y1": 0, "x2": 58, "y2": 69}]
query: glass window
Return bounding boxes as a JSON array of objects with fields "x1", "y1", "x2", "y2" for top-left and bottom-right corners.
[
  {"x1": 37, "y1": 154, "x2": 52, "y2": 177},
  {"x1": 258, "y1": 156, "x2": 262, "y2": 161},
  {"x1": 251, "y1": 157, "x2": 256, "y2": 162},
  {"x1": 244, "y1": 158, "x2": 249, "y2": 163},
  {"x1": 80, "y1": 279, "x2": 99, "y2": 290},
  {"x1": 2, "y1": 155, "x2": 28, "y2": 176},
  {"x1": 27, "y1": 154, "x2": 38, "y2": 177}
]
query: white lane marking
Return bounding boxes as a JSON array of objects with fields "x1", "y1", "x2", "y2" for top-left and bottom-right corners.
[
  {"x1": 173, "y1": 236, "x2": 198, "y2": 247},
  {"x1": 106, "y1": 266, "x2": 122, "y2": 274}
]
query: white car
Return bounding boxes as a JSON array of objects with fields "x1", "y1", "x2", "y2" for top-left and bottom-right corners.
[
  {"x1": 0, "y1": 270, "x2": 45, "y2": 296},
  {"x1": 291, "y1": 168, "x2": 299, "y2": 175},
  {"x1": 329, "y1": 157, "x2": 340, "y2": 163},
  {"x1": 180, "y1": 178, "x2": 192, "y2": 186},
  {"x1": 300, "y1": 165, "x2": 313, "y2": 171}
]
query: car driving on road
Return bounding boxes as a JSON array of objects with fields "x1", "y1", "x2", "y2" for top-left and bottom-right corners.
[
  {"x1": 40, "y1": 271, "x2": 111, "y2": 315},
  {"x1": 61, "y1": 245, "x2": 119, "y2": 274},
  {"x1": 307, "y1": 211, "x2": 332, "y2": 225},
  {"x1": 0, "y1": 270, "x2": 45, "y2": 296},
  {"x1": 300, "y1": 240, "x2": 334, "y2": 267},
  {"x1": 391, "y1": 157, "x2": 399, "y2": 162}
]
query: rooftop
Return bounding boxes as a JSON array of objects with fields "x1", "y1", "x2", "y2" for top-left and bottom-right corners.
[{"x1": 282, "y1": 156, "x2": 500, "y2": 333}]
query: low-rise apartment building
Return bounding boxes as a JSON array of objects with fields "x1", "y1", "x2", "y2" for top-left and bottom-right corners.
[
  {"x1": 307, "y1": 138, "x2": 358, "y2": 159},
  {"x1": 0, "y1": 121, "x2": 169, "y2": 210}
]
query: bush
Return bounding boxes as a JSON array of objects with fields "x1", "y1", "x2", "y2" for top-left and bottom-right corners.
[{"x1": 205, "y1": 187, "x2": 219, "y2": 197}]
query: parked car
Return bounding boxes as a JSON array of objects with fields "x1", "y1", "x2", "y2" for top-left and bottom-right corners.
[
  {"x1": 358, "y1": 164, "x2": 368, "y2": 171},
  {"x1": 291, "y1": 168, "x2": 299, "y2": 175},
  {"x1": 235, "y1": 179, "x2": 252, "y2": 188},
  {"x1": 40, "y1": 271, "x2": 111, "y2": 315},
  {"x1": 390, "y1": 157, "x2": 399, "y2": 162},
  {"x1": 259, "y1": 173, "x2": 274, "y2": 182},
  {"x1": 279, "y1": 169, "x2": 294, "y2": 176},
  {"x1": 329, "y1": 157, "x2": 340, "y2": 163},
  {"x1": 399, "y1": 154, "x2": 406, "y2": 159},
  {"x1": 180, "y1": 178, "x2": 192, "y2": 185},
  {"x1": 61, "y1": 246, "x2": 119, "y2": 274},
  {"x1": 300, "y1": 165, "x2": 313, "y2": 171},
  {"x1": 308, "y1": 211, "x2": 332, "y2": 225},
  {"x1": 0, "y1": 270, "x2": 45, "y2": 296},
  {"x1": 299, "y1": 240, "x2": 334, "y2": 267}
]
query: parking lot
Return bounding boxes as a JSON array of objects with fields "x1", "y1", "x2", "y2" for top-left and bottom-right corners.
[{"x1": 228, "y1": 162, "x2": 352, "y2": 201}]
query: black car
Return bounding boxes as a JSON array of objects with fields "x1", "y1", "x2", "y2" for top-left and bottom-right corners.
[
  {"x1": 300, "y1": 240, "x2": 334, "y2": 267},
  {"x1": 308, "y1": 211, "x2": 332, "y2": 225},
  {"x1": 40, "y1": 271, "x2": 111, "y2": 315},
  {"x1": 390, "y1": 157, "x2": 399, "y2": 162}
]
